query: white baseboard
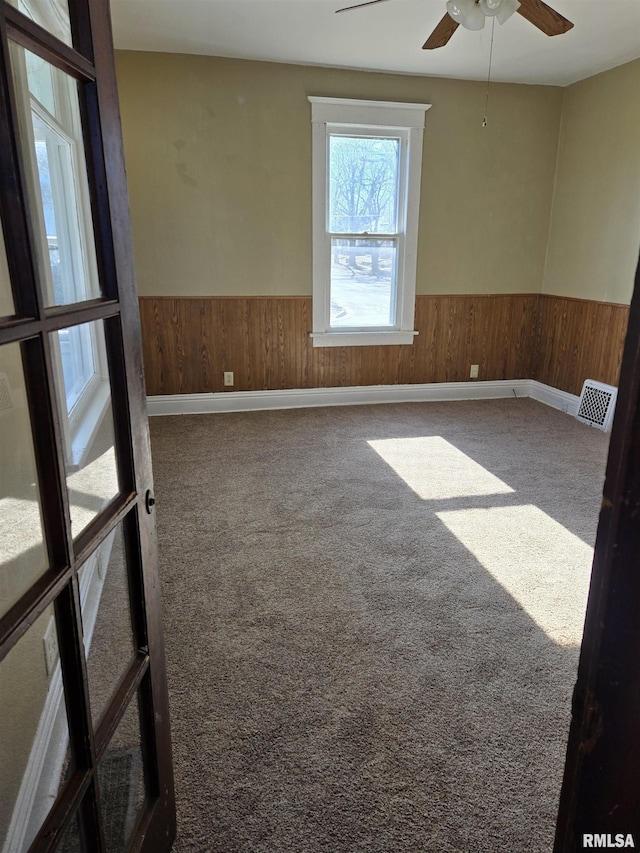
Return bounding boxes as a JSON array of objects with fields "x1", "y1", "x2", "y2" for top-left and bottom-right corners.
[
  {"x1": 147, "y1": 379, "x2": 581, "y2": 417},
  {"x1": 528, "y1": 381, "x2": 580, "y2": 416}
]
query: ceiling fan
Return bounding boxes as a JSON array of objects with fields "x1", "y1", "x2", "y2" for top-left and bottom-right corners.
[{"x1": 335, "y1": 0, "x2": 574, "y2": 50}]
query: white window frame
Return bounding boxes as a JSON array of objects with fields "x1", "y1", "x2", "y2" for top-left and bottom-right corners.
[
  {"x1": 309, "y1": 97, "x2": 430, "y2": 347},
  {"x1": 12, "y1": 45, "x2": 109, "y2": 468}
]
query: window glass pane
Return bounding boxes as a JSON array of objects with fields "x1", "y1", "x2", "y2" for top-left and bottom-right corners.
[
  {"x1": 330, "y1": 237, "x2": 397, "y2": 328},
  {"x1": 80, "y1": 523, "x2": 136, "y2": 726},
  {"x1": 0, "y1": 606, "x2": 73, "y2": 852},
  {"x1": 9, "y1": 0, "x2": 72, "y2": 47},
  {"x1": 0, "y1": 222, "x2": 15, "y2": 317},
  {"x1": 99, "y1": 693, "x2": 147, "y2": 852},
  {"x1": 10, "y1": 43, "x2": 101, "y2": 307},
  {"x1": 329, "y1": 135, "x2": 400, "y2": 234},
  {"x1": 0, "y1": 343, "x2": 48, "y2": 619},
  {"x1": 50, "y1": 320, "x2": 120, "y2": 538}
]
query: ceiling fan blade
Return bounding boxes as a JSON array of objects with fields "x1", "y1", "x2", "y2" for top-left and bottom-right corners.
[
  {"x1": 423, "y1": 13, "x2": 459, "y2": 49},
  {"x1": 335, "y1": 0, "x2": 390, "y2": 13},
  {"x1": 517, "y1": 0, "x2": 574, "y2": 35}
]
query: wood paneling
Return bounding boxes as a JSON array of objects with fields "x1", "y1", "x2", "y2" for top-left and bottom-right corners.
[
  {"x1": 139, "y1": 293, "x2": 629, "y2": 398},
  {"x1": 535, "y1": 295, "x2": 629, "y2": 396},
  {"x1": 139, "y1": 294, "x2": 539, "y2": 395}
]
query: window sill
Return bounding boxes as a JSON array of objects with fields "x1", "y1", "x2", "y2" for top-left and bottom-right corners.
[
  {"x1": 310, "y1": 330, "x2": 418, "y2": 348},
  {"x1": 67, "y1": 379, "x2": 110, "y2": 470}
]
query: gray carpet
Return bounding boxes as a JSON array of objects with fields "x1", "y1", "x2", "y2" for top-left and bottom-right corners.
[
  {"x1": 59, "y1": 747, "x2": 143, "y2": 852},
  {"x1": 149, "y1": 398, "x2": 609, "y2": 853}
]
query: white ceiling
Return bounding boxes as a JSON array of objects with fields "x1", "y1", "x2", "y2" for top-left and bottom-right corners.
[{"x1": 110, "y1": 0, "x2": 640, "y2": 86}]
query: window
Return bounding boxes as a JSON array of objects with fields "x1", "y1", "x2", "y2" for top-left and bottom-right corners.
[
  {"x1": 309, "y1": 97, "x2": 430, "y2": 347},
  {"x1": 11, "y1": 44, "x2": 108, "y2": 466}
]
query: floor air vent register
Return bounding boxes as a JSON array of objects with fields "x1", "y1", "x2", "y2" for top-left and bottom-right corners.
[{"x1": 576, "y1": 379, "x2": 618, "y2": 432}]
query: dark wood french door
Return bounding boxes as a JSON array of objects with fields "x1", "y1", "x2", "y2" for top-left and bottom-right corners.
[
  {"x1": 0, "y1": 0, "x2": 175, "y2": 850},
  {"x1": 554, "y1": 255, "x2": 640, "y2": 845}
]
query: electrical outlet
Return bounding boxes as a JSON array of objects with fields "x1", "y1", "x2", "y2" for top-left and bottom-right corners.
[
  {"x1": 470, "y1": 364, "x2": 479, "y2": 379},
  {"x1": 224, "y1": 371, "x2": 234, "y2": 387},
  {"x1": 43, "y1": 616, "x2": 59, "y2": 676}
]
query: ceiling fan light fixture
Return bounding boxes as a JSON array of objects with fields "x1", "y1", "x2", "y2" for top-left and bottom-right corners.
[
  {"x1": 460, "y1": 2, "x2": 486, "y2": 30},
  {"x1": 479, "y1": 0, "x2": 502, "y2": 16},
  {"x1": 445, "y1": 0, "x2": 474, "y2": 24},
  {"x1": 495, "y1": 0, "x2": 521, "y2": 25}
]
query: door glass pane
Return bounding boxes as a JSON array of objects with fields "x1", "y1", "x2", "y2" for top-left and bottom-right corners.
[
  {"x1": 10, "y1": 43, "x2": 101, "y2": 307},
  {"x1": 0, "y1": 222, "x2": 15, "y2": 317},
  {"x1": 330, "y1": 237, "x2": 397, "y2": 327},
  {"x1": 60, "y1": 323, "x2": 97, "y2": 413},
  {"x1": 0, "y1": 606, "x2": 73, "y2": 852},
  {"x1": 50, "y1": 320, "x2": 120, "y2": 538},
  {"x1": 8, "y1": 0, "x2": 72, "y2": 48},
  {"x1": 57, "y1": 809, "x2": 82, "y2": 853},
  {"x1": 25, "y1": 49, "x2": 56, "y2": 115},
  {"x1": 99, "y1": 693, "x2": 147, "y2": 852},
  {"x1": 329, "y1": 135, "x2": 400, "y2": 233},
  {"x1": 80, "y1": 523, "x2": 136, "y2": 726},
  {"x1": 0, "y1": 343, "x2": 48, "y2": 619}
]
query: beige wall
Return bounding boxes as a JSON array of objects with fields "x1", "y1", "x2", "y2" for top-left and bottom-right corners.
[
  {"x1": 115, "y1": 51, "x2": 563, "y2": 298},
  {"x1": 0, "y1": 605, "x2": 55, "y2": 836},
  {"x1": 543, "y1": 59, "x2": 640, "y2": 305}
]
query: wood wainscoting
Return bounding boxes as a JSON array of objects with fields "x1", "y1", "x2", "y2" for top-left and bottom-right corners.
[
  {"x1": 138, "y1": 293, "x2": 629, "y2": 398},
  {"x1": 535, "y1": 294, "x2": 629, "y2": 396},
  {"x1": 139, "y1": 294, "x2": 539, "y2": 396}
]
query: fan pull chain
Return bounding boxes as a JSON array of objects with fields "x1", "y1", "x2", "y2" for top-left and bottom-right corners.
[{"x1": 483, "y1": 16, "x2": 496, "y2": 127}]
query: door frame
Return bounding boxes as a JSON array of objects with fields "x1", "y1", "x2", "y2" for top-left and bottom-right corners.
[
  {"x1": 555, "y1": 250, "x2": 640, "y2": 847},
  {"x1": 0, "y1": 0, "x2": 176, "y2": 849}
]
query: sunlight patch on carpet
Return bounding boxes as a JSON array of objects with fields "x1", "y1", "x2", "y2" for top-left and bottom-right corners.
[
  {"x1": 436, "y1": 504, "x2": 593, "y2": 647},
  {"x1": 367, "y1": 436, "x2": 514, "y2": 500},
  {"x1": 0, "y1": 495, "x2": 44, "y2": 563}
]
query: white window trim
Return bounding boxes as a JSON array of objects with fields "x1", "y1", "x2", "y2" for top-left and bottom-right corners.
[
  {"x1": 309, "y1": 97, "x2": 430, "y2": 347},
  {"x1": 12, "y1": 45, "x2": 109, "y2": 469},
  {"x1": 62, "y1": 339, "x2": 111, "y2": 470}
]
